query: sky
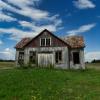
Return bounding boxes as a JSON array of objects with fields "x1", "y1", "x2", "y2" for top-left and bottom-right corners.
[{"x1": 0, "y1": 0, "x2": 100, "y2": 62}]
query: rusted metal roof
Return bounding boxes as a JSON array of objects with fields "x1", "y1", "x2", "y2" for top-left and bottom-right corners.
[
  {"x1": 15, "y1": 38, "x2": 32, "y2": 49},
  {"x1": 63, "y1": 36, "x2": 85, "y2": 48}
]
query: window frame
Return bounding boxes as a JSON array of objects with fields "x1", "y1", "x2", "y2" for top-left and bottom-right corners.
[
  {"x1": 73, "y1": 52, "x2": 80, "y2": 64},
  {"x1": 29, "y1": 51, "x2": 36, "y2": 64},
  {"x1": 40, "y1": 38, "x2": 45, "y2": 47},
  {"x1": 46, "y1": 38, "x2": 51, "y2": 46},
  {"x1": 18, "y1": 52, "x2": 24, "y2": 60},
  {"x1": 55, "y1": 51, "x2": 62, "y2": 64},
  {"x1": 18, "y1": 51, "x2": 24, "y2": 65},
  {"x1": 40, "y1": 38, "x2": 51, "y2": 47}
]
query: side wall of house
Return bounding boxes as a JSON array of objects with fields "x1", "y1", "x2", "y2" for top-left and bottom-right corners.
[{"x1": 69, "y1": 48, "x2": 85, "y2": 69}]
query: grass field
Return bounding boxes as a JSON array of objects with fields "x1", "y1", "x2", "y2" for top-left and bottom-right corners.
[
  {"x1": 0, "y1": 62, "x2": 100, "y2": 100},
  {"x1": 0, "y1": 62, "x2": 15, "y2": 69}
]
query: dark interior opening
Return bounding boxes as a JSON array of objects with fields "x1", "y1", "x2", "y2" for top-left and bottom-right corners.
[
  {"x1": 18, "y1": 52, "x2": 24, "y2": 65},
  {"x1": 55, "y1": 51, "x2": 62, "y2": 64},
  {"x1": 29, "y1": 51, "x2": 36, "y2": 64},
  {"x1": 46, "y1": 38, "x2": 51, "y2": 46},
  {"x1": 41, "y1": 38, "x2": 45, "y2": 46},
  {"x1": 73, "y1": 52, "x2": 80, "y2": 64}
]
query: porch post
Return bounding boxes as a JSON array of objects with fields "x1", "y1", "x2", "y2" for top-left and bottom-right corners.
[
  {"x1": 80, "y1": 49, "x2": 85, "y2": 69},
  {"x1": 15, "y1": 50, "x2": 19, "y2": 66}
]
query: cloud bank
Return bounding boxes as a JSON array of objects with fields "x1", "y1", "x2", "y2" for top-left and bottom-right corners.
[
  {"x1": 0, "y1": 0, "x2": 63, "y2": 41},
  {"x1": 85, "y1": 51, "x2": 100, "y2": 62},
  {"x1": 67, "y1": 23, "x2": 96, "y2": 36},
  {"x1": 73, "y1": 0, "x2": 96, "y2": 9}
]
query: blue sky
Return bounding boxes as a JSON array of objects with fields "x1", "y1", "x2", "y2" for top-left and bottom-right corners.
[{"x1": 0, "y1": 0, "x2": 100, "y2": 61}]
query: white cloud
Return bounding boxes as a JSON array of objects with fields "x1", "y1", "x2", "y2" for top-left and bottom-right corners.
[
  {"x1": 0, "y1": 18, "x2": 62, "y2": 41},
  {"x1": 0, "y1": 48, "x2": 15, "y2": 60},
  {"x1": 19, "y1": 21, "x2": 34, "y2": 28},
  {"x1": 0, "y1": 0, "x2": 49, "y2": 21},
  {"x1": 85, "y1": 51, "x2": 100, "y2": 62},
  {"x1": 6, "y1": 0, "x2": 40, "y2": 8},
  {"x1": 0, "y1": 12, "x2": 17, "y2": 22},
  {"x1": 0, "y1": 28, "x2": 35, "y2": 41},
  {"x1": 67, "y1": 23, "x2": 96, "y2": 36},
  {"x1": 0, "y1": 40, "x2": 3, "y2": 45},
  {"x1": 0, "y1": 0, "x2": 63, "y2": 41},
  {"x1": 73, "y1": 0, "x2": 96, "y2": 9}
]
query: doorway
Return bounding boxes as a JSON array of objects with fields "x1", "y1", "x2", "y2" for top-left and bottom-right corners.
[
  {"x1": 73, "y1": 52, "x2": 80, "y2": 64},
  {"x1": 38, "y1": 53, "x2": 54, "y2": 66}
]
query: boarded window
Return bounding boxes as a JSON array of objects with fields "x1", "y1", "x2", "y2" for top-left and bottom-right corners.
[
  {"x1": 18, "y1": 52, "x2": 24, "y2": 65},
  {"x1": 55, "y1": 51, "x2": 62, "y2": 63},
  {"x1": 73, "y1": 52, "x2": 80, "y2": 64},
  {"x1": 29, "y1": 51, "x2": 36, "y2": 64}
]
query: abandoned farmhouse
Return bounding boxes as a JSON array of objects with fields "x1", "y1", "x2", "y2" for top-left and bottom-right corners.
[{"x1": 15, "y1": 29, "x2": 85, "y2": 69}]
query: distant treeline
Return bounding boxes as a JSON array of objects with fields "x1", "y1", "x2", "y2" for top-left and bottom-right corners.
[
  {"x1": 91, "y1": 59, "x2": 100, "y2": 63},
  {"x1": 0, "y1": 59, "x2": 15, "y2": 62}
]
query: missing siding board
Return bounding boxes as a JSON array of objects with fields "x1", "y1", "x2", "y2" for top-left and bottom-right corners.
[{"x1": 73, "y1": 52, "x2": 80, "y2": 64}]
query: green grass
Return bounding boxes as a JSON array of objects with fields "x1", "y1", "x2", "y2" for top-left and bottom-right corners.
[
  {"x1": 0, "y1": 67, "x2": 100, "y2": 100},
  {"x1": 0, "y1": 62, "x2": 14, "y2": 69},
  {"x1": 0, "y1": 62, "x2": 100, "y2": 99},
  {"x1": 86, "y1": 63, "x2": 100, "y2": 69}
]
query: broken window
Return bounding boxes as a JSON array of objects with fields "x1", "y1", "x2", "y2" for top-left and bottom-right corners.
[
  {"x1": 40, "y1": 38, "x2": 51, "y2": 46},
  {"x1": 55, "y1": 51, "x2": 62, "y2": 64},
  {"x1": 18, "y1": 52, "x2": 24, "y2": 65},
  {"x1": 73, "y1": 52, "x2": 80, "y2": 64},
  {"x1": 46, "y1": 38, "x2": 51, "y2": 46},
  {"x1": 29, "y1": 51, "x2": 36, "y2": 64},
  {"x1": 40, "y1": 38, "x2": 45, "y2": 46}
]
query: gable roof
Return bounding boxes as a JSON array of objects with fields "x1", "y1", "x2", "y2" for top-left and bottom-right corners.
[
  {"x1": 63, "y1": 36, "x2": 85, "y2": 48},
  {"x1": 15, "y1": 29, "x2": 70, "y2": 49},
  {"x1": 15, "y1": 29, "x2": 85, "y2": 49}
]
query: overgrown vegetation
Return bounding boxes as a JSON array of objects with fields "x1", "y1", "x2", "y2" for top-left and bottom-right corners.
[{"x1": 0, "y1": 64, "x2": 99, "y2": 99}]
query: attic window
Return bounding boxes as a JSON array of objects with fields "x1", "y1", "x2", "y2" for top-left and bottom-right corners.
[
  {"x1": 46, "y1": 38, "x2": 51, "y2": 46},
  {"x1": 40, "y1": 38, "x2": 51, "y2": 46},
  {"x1": 40, "y1": 38, "x2": 45, "y2": 46}
]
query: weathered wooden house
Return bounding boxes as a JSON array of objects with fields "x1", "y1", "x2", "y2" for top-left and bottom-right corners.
[{"x1": 15, "y1": 29, "x2": 85, "y2": 69}]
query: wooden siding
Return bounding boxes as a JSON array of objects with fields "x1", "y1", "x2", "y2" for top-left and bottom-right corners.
[{"x1": 25, "y1": 30, "x2": 68, "y2": 48}]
